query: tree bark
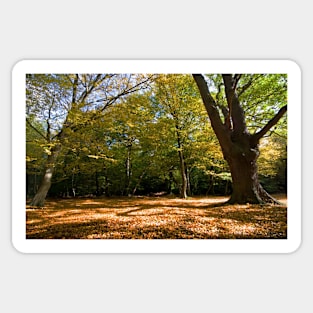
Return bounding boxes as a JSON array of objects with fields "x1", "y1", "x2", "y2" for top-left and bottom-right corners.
[{"x1": 225, "y1": 139, "x2": 278, "y2": 204}]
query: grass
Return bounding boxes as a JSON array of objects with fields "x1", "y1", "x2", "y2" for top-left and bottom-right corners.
[{"x1": 26, "y1": 194, "x2": 287, "y2": 239}]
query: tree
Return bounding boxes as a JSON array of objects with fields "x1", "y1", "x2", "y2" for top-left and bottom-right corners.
[
  {"x1": 193, "y1": 74, "x2": 287, "y2": 204},
  {"x1": 27, "y1": 74, "x2": 153, "y2": 206},
  {"x1": 154, "y1": 74, "x2": 202, "y2": 198},
  {"x1": 103, "y1": 92, "x2": 158, "y2": 196}
]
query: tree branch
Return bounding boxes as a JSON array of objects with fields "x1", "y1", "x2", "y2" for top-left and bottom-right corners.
[
  {"x1": 232, "y1": 74, "x2": 241, "y2": 90},
  {"x1": 78, "y1": 74, "x2": 106, "y2": 104},
  {"x1": 62, "y1": 75, "x2": 155, "y2": 134},
  {"x1": 26, "y1": 118, "x2": 48, "y2": 141},
  {"x1": 253, "y1": 105, "x2": 287, "y2": 142},
  {"x1": 99, "y1": 74, "x2": 154, "y2": 112},
  {"x1": 193, "y1": 74, "x2": 231, "y2": 149},
  {"x1": 237, "y1": 75, "x2": 259, "y2": 97},
  {"x1": 222, "y1": 74, "x2": 247, "y2": 133},
  {"x1": 72, "y1": 74, "x2": 79, "y2": 105}
]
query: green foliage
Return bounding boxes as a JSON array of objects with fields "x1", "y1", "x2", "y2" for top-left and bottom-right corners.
[
  {"x1": 258, "y1": 134, "x2": 287, "y2": 192},
  {"x1": 27, "y1": 73, "x2": 287, "y2": 198},
  {"x1": 204, "y1": 73, "x2": 287, "y2": 135},
  {"x1": 237, "y1": 74, "x2": 287, "y2": 135},
  {"x1": 26, "y1": 117, "x2": 46, "y2": 173}
]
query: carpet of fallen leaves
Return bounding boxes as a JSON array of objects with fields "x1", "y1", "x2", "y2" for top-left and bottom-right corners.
[{"x1": 26, "y1": 194, "x2": 287, "y2": 239}]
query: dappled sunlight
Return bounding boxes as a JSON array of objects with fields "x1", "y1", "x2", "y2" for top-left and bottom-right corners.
[{"x1": 26, "y1": 195, "x2": 287, "y2": 239}]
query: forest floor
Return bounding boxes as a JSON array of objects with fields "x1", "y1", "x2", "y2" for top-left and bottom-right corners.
[{"x1": 26, "y1": 194, "x2": 287, "y2": 239}]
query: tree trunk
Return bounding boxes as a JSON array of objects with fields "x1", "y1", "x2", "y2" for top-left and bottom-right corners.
[
  {"x1": 125, "y1": 143, "x2": 132, "y2": 196},
  {"x1": 30, "y1": 165, "x2": 54, "y2": 207},
  {"x1": 175, "y1": 124, "x2": 188, "y2": 199},
  {"x1": 30, "y1": 145, "x2": 61, "y2": 207},
  {"x1": 185, "y1": 164, "x2": 192, "y2": 196},
  {"x1": 178, "y1": 149, "x2": 188, "y2": 199},
  {"x1": 226, "y1": 147, "x2": 278, "y2": 204}
]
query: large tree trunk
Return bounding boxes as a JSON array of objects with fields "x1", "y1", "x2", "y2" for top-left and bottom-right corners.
[{"x1": 225, "y1": 140, "x2": 278, "y2": 204}]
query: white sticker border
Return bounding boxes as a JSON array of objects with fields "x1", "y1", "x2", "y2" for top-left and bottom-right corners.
[{"x1": 12, "y1": 59, "x2": 301, "y2": 253}]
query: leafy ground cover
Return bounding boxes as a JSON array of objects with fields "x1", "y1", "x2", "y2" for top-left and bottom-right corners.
[{"x1": 26, "y1": 194, "x2": 287, "y2": 239}]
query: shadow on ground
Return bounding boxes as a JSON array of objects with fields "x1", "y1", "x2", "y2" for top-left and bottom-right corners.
[{"x1": 26, "y1": 195, "x2": 287, "y2": 239}]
